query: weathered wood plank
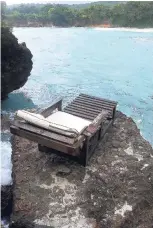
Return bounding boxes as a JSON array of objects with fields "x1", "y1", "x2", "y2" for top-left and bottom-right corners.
[
  {"x1": 65, "y1": 104, "x2": 113, "y2": 120},
  {"x1": 10, "y1": 126, "x2": 81, "y2": 156},
  {"x1": 74, "y1": 97, "x2": 116, "y2": 108},
  {"x1": 14, "y1": 120, "x2": 79, "y2": 145},
  {"x1": 65, "y1": 102, "x2": 103, "y2": 112},
  {"x1": 41, "y1": 99, "x2": 62, "y2": 118},
  {"x1": 64, "y1": 106, "x2": 99, "y2": 118},
  {"x1": 78, "y1": 95, "x2": 116, "y2": 105},
  {"x1": 80, "y1": 94, "x2": 117, "y2": 105},
  {"x1": 92, "y1": 110, "x2": 109, "y2": 126},
  {"x1": 69, "y1": 99, "x2": 114, "y2": 111},
  {"x1": 85, "y1": 110, "x2": 109, "y2": 135},
  {"x1": 64, "y1": 104, "x2": 102, "y2": 115},
  {"x1": 83, "y1": 126, "x2": 101, "y2": 138},
  {"x1": 69, "y1": 101, "x2": 114, "y2": 111}
]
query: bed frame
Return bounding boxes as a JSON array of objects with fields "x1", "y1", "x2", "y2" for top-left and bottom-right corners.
[{"x1": 10, "y1": 94, "x2": 117, "y2": 166}]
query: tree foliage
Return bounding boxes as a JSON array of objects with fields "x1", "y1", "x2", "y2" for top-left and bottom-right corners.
[
  {"x1": 4, "y1": 1, "x2": 153, "y2": 27},
  {"x1": 1, "y1": 1, "x2": 8, "y2": 27}
]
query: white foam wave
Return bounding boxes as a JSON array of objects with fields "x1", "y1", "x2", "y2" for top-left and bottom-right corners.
[
  {"x1": 136, "y1": 119, "x2": 142, "y2": 124},
  {"x1": 94, "y1": 27, "x2": 153, "y2": 33},
  {"x1": 0, "y1": 141, "x2": 12, "y2": 185}
]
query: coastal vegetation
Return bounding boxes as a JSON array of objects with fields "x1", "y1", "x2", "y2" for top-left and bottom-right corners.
[{"x1": 5, "y1": 1, "x2": 153, "y2": 28}]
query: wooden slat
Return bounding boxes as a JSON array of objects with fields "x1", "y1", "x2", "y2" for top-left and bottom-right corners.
[
  {"x1": 78, "y1": 95, "x2": 117, "y2": 106},
  {"x1": 70, "y1": 99, "x2": 114, "y2": 111},
  {"x1": 64, "y1": 106, "x2": 100, "y2": 117},
  {"x1": 13, "y1": 120, "x2": 79, "y2": 145},
  {"x1": 64, "y1": 110, "x2": 95, "y2": 121},
  {"x1": 41, "y1": 99, "x2": 62, "y2": 118},
  {"x1": 10, "y1": 125, "x2": 81, "y2": 156},
  {"x1": 66, "y1": 102, "x2": 103, "y2": 112},
  {"x1": 84, "y1": 110, "x2": 108, "y2": 136},
  {"x1": 80, "y1": 94, "x2": 117, "y2": 105},
  {"x1": 70, "y1": 100, "x2": 114, "y2": 111},
  {"x1": 91, "y1": 110, "x2": 108, "y2": 127},
  {"x1": 65, "y1": 106, "x2": 113, "y2": 119},
  {"x1": 65, "y1": 104, "x2": 113, "y2": 118},
  {"x1": 64, "y1": 104, "x2": 102, "y2": 115},
  {"x1": 74, "y1": 97, "x2": 116, "y2": 108}
]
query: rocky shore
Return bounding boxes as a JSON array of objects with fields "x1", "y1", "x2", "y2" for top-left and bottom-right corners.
[{"x1": 10, "y1": 111, "x2": 153, "y2": 228}]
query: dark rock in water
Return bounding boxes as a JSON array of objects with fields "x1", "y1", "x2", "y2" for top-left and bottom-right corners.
[
  {"x1": 1, "y1": 185, "x2": 13, "y2": 218},
  {"x1": 11, "y1": 111, "x2": 153, "y2": 228},
  {"x1": 1, "y1": 114, "x2": 11, "y2": 131},
  {"x1": 1, "y1": 27, "x2": 33, "y2": 100}
]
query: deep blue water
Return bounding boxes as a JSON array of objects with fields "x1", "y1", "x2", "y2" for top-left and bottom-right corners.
[{"x1": 2, "y1": 27, "x2": 153, "y2": 144}]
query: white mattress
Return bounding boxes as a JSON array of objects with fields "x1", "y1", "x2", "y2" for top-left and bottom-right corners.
[
  {"x1": 16, "y1": 110, "x2": 91, "y2": 137},
  {"x1": 46, "y1": 111, "x2": 91, "y2": 135}
]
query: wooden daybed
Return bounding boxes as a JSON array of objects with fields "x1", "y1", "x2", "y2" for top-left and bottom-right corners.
[{"x1": 10, "y1": 94, "x2": 117, "y2": 166}]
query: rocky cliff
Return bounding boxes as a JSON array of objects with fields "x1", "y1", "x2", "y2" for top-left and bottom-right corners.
[
  {"x1": 1, "y1": 27, "x2": 33, "y2": 100},
  {"x1": 11, "y1": 111, "x2": 153, "y2": 228}
]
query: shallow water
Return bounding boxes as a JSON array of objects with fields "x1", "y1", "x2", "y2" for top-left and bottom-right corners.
[{"x1": 1, "y1": 27, "x2": 153, "y2": 185}]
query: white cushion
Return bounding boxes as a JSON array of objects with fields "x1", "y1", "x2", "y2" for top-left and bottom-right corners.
[
  {"x1": 16, "y1": 110, "x2": 91, "y2": 137},
  {"x1": 46, "y1": 111, "x2": 91, "y2": 135}
]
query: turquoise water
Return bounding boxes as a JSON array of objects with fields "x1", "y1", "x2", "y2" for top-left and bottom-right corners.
[{"x1": 2, "y1": 27, "x2": 153, "y2": 146}]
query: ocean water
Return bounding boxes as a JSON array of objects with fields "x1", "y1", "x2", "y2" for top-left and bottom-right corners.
[{"x1": 1, "y1": 27, "x2": 153, "y2": 185}]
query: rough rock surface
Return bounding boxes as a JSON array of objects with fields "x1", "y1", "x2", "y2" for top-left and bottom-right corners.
[
  {"x1": 1, "y1": 27, "x2": 33, "y2": 100},
  {"x1": 11, "y1": 111, "x2": 153, "y2": 228}
]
